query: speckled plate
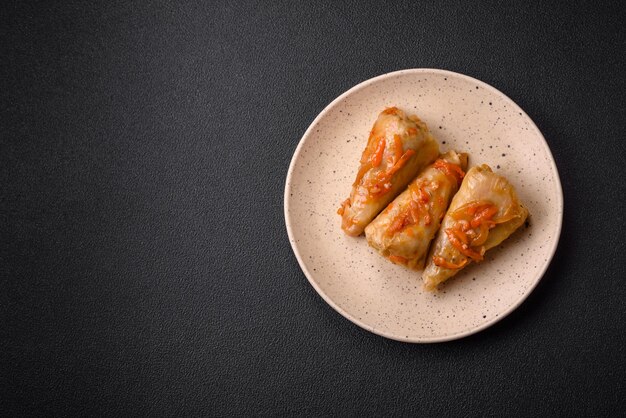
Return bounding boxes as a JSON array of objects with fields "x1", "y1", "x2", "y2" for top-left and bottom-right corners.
[{"x1": 284, "y1": 69, "x2": 563, "y2": 343}]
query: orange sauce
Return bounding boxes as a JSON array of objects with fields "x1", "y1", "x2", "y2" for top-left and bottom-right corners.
[
  {"x1": 433, "y1": 256, "x2": 468, "y2": 269},
  {"x1": 433, "y1": 159, "x2": 465, "y2": 186}
]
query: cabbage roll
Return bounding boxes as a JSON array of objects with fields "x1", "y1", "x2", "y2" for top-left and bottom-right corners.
[
  {"x1": 338, "y1": 107, "x2": 439, "y2": 236},
  {"x1": 422, "y1": 164, "x2": 529, "y2": 290},
  {"x1": 365, "y1": 151, "x2": 468, "y2": 270}
]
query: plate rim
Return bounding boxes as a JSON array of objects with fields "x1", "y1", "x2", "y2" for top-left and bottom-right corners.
[{"x1": 284, "y1": 68, "x2": 564, "y2": 343}]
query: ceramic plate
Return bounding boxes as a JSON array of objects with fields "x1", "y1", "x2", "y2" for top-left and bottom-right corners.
[{"x1": 284, "y1": 69, "x2": 563, "y2": 343}]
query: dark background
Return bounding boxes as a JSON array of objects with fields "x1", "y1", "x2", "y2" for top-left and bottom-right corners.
[{"x1": 2, "y1": 1, "x2": 625, "y2": 416}]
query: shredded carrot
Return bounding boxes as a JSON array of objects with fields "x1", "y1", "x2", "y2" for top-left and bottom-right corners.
[
  {"x1": 367, "y1": 149, "x2": 416, "y2": 198},
  {"x1": 393, "y1": 134, "x2": 403, "y2": 164},
  {"x1": 407, "y1": 127, "x2": 418, "y2": 136},
  {"x1": 419, "y1": 185, "x2": 430, "y2": 203},
  {"x1": 461, "y1": 246, "x2": 483, "y2": 262},
  {"x1": 433, "y1": 256, "x2": 468, "y2": 269},
  {"x1": 337, "y1": 198, "x2": 350, "y2": 215},
  {"x1": 433, "y1": 159, "x2": 465, "y2": 185},
  {"x1": 465, "y1": 202, "x2": 488, "y2": 216},
  {"x1": 470, "y1": 205, "x2": 498, "y2": 228},
  {"x1": 411, "y1": 185, "x2": 431, "y2": 224},
  {"x1": 438, "y1": 201, "x2": 500, "y2": 262},
  {"x1": 450, "y1": 201, "x2": 494, "y2": 219},
  {"x1": 445, "y1": 228, "x2": 466, "y2": 251},
  {"x1": 408, "y1": 200, "x2": 420, "y2": 224},
  {"x1": 370, "y1": 138, "x2": 386, "y2": 167},
  {"x1": 386, "y1": 149, "x2": 415, "y2": 178},
  {"x1": 445, "y1": 228, "x2": 484, "y2": 261},
  {"x1": 387, "y1": 214, "x2": 408, "y2": 234},
  {"x1": 382, "y1": 107, "x2": 399, "y2": 115},
  {"x1": 457, "y1": 220, "x2": 470, "y2": 232},
  {"x1": 387, "y1": 186, "x2": 433, "y2": 234},
  {"x1": 388, "y1": 255, "x2": 408, "y2": 264},
  {"x1": 448, "y1": 227, "x2": 469, "y2": 244}
]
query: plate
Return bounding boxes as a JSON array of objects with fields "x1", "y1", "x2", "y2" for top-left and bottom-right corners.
[{"x1": 284, "y1": 69, "x2": 563, "y2": 343}]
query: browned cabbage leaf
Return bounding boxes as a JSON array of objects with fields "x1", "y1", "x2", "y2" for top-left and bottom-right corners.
[
  {"x1": 422, "y1": 164, "x2": 529, "y2": 290},
  {"x1": 365, "y1": 151, "x2": 468, "y2": 270},
  {"x1": 338, "y1": 107, "x2": 439, "y2": 236}
]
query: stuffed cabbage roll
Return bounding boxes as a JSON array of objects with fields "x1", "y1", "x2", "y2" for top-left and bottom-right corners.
[
  {"x1": 422, "y1": 164, "x2": 529, "y2": 290},
  {"x1": 365, "y1": 151, "x2": 468, "y2": 270},
  {"x1": 338, "y1": 107, "x2": 439, "y2": 236}
]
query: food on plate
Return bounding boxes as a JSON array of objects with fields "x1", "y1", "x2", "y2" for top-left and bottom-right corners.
[
  {"x1": 338, "y1": 107, "x2": 439, "y2": 236},
  {"x1": 422, "y1": 164, "x2": 529, "y2": 290},
  {"x1": 365, "y1": 151, "x2": 468, "y2": 270}
]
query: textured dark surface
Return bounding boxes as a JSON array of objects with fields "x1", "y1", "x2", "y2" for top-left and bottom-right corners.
[{"x1": 2, "y1": 1, "x2": 625, "y2": 416}]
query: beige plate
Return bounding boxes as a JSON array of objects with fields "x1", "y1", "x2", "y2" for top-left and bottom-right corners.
[{"x1": 284, "y1": 69, "x2": 563, "y2": 343}]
